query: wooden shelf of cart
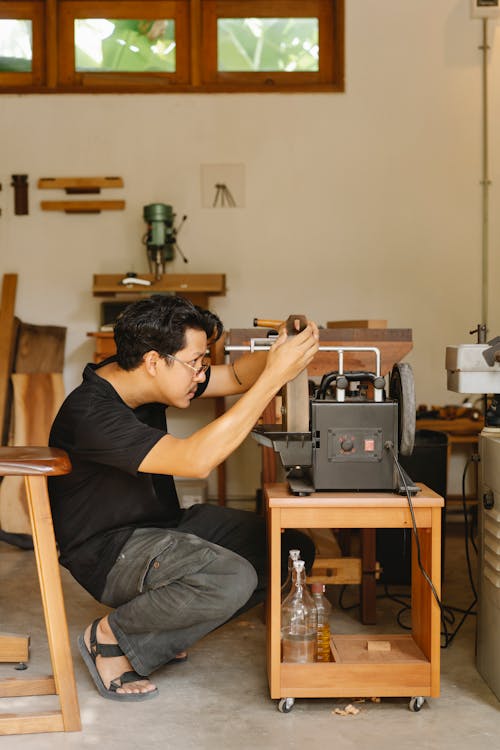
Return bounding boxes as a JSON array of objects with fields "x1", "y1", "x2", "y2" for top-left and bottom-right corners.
[{"x1": 265, "y1": 483, "x2": 443, "y2": 705}]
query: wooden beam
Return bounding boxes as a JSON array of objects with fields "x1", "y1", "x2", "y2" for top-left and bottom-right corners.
[
  {"x1": 0, "y1": 275, "x2": 18, "y2": 445},
  {"x1": 308, "y1": 556, "x2": 362, "y2": 585}
]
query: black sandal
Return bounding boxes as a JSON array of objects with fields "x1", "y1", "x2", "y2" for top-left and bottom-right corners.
[{"x1": 77, "y1": 619, "x2": 158, "y2": 702}]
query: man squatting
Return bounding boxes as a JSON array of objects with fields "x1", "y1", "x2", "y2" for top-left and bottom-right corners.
[{"x1": 49, "y1": 295, "x2": 319, "y2": 700}]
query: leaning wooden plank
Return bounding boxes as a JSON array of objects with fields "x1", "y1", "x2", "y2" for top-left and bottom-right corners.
[
  {"x1": 0, "y1": 374, "x2": 65, "y2": 534},
  {"x1": 0, "y1": 275, "x2": 18, "y2": 444},
  {"x1": 14, "y1": 323, "x2": 66, "y2": 373}
]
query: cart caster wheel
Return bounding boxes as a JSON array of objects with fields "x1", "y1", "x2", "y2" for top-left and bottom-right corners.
[
  {"x1": 278, "y1": 697, "x2": 295, "y2": 713},
  {"x1": 409, "y1": 696, "x2": 425, "y2": 712}
]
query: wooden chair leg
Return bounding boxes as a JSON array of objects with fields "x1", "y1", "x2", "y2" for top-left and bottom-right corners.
[{"x1": 0, "y1": 475, "x2": 81, "y2": 735}]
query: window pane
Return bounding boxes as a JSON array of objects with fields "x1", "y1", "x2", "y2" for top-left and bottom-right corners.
[
  {"x1": 74, "y1": 19, "x2": 176, "y2": 72},
  {"x1": 0, "y1": 20, "x2": 32, "y2": 72},
  {"x1": 217, "y1": 17, "x2": 319, "y2": 72}
]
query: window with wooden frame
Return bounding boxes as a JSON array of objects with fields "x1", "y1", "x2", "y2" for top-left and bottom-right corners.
[
  {"x1": 0, "y1": 2, "x2": 46, "y2": 87},
  {"x1": 0, "y1": 0, "x2": 344, "y2": 92}
]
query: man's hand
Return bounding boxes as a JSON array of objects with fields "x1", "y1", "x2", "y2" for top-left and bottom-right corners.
[
  {"x1": 141, "y1": 319, "x2": 319, "y2": 477},
  {"x1": 265, "y1": 320, "x2": 319, "y2": 386}
]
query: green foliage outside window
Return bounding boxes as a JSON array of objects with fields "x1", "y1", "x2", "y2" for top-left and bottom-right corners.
[
  {"x1": 0, "y1": 19, "x2": 32, "y2": 72},
  {"x1": 74, "y1": 19, "x2": 176, "y2": 72},
  {"x1": 217, "y1": 18, "x2": 319, "y2": 72}
]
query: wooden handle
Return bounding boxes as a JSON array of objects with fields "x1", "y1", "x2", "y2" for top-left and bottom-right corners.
[
  {"x1": 254, "y1": 315, "x2": 308, "y2": 333},
  {"x1": 253, "y1": 318, "x2": 283, "y2": 328}
]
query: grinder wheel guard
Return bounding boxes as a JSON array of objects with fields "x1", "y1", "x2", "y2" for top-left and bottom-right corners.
[{"x1": 389, "y1": 362, "x2": 416, "y2": 456}]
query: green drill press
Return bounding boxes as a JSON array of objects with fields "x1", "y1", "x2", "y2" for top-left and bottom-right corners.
[{"x1": 142, "y1": 203, "x2": 187, "y2": 278}]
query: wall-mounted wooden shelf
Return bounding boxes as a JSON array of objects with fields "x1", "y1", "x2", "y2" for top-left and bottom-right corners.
[
  {"x1": 38, "y1": 176, "x2": 125, "y2": 212},
  {"x1": 38, "y1": 177, "x2": 124, "y2": 194},
  {"x1": 92, "y1": 273, "x2": 226, "y2": 298},
  {"x1": 41, "y1": 200, "x2": 125, "y2": 213}
]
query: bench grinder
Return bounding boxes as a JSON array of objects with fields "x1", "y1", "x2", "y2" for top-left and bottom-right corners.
[{"x1": 227, "y1": 317, "x2": 417, "y2": 496}]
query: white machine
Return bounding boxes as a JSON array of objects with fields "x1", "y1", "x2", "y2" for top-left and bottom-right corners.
[{"x1": 446, "y1": 337, "x2": 500, "y2": 701}]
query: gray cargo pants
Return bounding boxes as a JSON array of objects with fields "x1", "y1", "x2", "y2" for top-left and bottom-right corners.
[{"x1": 100, "y1": 504, "x2": 314, "y2": 677}]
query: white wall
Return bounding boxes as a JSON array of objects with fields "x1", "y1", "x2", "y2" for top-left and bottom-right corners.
[{"x1": 1, "y1": 1, "x2": 499, "y2": 498}]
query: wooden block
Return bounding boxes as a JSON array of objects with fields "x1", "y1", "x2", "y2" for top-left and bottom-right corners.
[
  {"x1": 0, "y1": 633, "x2": 30, "y2": 663},
  {"x1": 367, "y1": 640, "x2": 391, "y2": 652},
  {"x1": 326, "y1": 320, "x2": 387, "y2": 329},
  {"x1": 308, "y1": 556, "x2": 362, "y2": 585}
]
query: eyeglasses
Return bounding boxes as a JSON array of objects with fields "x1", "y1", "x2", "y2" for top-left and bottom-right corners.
[{"x1": 165, "y1": 353, "x2": 210, "y2": 377}]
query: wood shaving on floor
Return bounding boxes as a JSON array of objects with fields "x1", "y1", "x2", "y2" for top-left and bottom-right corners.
[{"x1": 333, "y1": 704, "x2": 360, "y2": 716}]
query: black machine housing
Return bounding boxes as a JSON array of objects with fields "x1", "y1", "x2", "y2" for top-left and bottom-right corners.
[
  {"x1": 311, "y1": 399, "x2": 398, "y2": 491},
  {"x1": 252, "y1": 366, "x2": 416, "y2": 496}
]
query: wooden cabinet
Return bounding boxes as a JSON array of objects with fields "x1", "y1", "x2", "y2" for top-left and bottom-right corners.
[
  {"x1": 88, "y1": 272, "x2": 228, "y2": 502},
  {"x1": 88, "y1": 273, "x2": 226, "y2": 363}
]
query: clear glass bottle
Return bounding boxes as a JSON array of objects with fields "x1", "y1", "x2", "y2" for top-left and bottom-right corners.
[
  {"x1": 281, "y1": 560, "x2": 318, "y2": 663},
  {"x1": 311, "y1": 583, "x2": 332, "y2": 662},
  {"x1": 281, "y1": 548, "x2": 301, "y2": 602}
]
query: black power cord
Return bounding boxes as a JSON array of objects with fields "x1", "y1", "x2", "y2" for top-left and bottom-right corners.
[
  {"x1": 385, "y1": 441, "x2": 445, "y2": 607},
  {"x1": 338, "y1": 444, "x2": 478, "y2": 648}
]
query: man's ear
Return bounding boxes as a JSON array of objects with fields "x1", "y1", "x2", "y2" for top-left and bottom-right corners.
[{"x1": 143, "y1": 350, "x2": 160, "y2": 376}]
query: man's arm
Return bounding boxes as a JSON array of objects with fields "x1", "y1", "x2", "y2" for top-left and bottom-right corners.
[
  {"x1": 201, "y1": 351, "x2": 268, "y2": 398},
  {"x1": 138, "y1": 322, "x2": 319, "y2": 478},
  {"x1": 202, "y1": 321, "x2": 293, "y2": 398}
]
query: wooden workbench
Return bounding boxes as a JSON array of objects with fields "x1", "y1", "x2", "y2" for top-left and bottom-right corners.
[{"x1": 265, "y1": 483, "x2": 443, "y2": 711}]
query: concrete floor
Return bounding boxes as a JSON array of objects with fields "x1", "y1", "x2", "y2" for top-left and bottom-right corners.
[{"x1": 0, "y1": 515, "x2": 498, "y2": 750}]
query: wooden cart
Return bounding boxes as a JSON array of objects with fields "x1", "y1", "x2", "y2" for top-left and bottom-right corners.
[{"x1": 265, "y1": 483, "x2": 443, "y2": 712}]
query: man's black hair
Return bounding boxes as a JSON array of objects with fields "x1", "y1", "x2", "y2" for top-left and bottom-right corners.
[{"x1": 113, "y1": 295, "x2": 223, "y2": 370}]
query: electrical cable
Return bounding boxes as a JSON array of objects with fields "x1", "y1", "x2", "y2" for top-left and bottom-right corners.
[
  {"x1": 385, "y1": 441, "x2": 450, "y2": 642},
  {"x1": 461, "y1": 455, "x2": 479, "y2": 599},
  {"x1": 335, "y1": 442, "x2": 478, "y2": 648},
  {"x1": 387, "y1": 441, "x2": 478, "y2": 647}
]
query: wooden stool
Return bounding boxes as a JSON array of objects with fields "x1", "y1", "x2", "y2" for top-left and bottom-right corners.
[{"x1": 0, "y1": 447, "x2": 81, "y2": 735}]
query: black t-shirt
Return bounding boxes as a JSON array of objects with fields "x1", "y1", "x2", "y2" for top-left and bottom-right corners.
[{"x1": 48, "y1": 358, "x2": 210, "y2": 600}]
